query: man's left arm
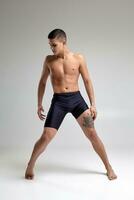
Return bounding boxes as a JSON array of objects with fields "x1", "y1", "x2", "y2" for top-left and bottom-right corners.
[{"x1": 78, "y1": 54, "x2": 97, "y2": 120}]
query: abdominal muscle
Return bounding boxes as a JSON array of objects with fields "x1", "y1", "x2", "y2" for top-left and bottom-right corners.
[{"x1": 51, "y1": 76, "x2": 80, "y2": 93}]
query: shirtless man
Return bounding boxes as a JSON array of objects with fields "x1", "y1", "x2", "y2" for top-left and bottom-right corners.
[{"x1": 25, "y1": 29, "x2": 117, "y2": 180}]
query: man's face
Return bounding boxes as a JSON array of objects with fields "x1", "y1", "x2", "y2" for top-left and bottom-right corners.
[{"x1": 48, "y1": 38, "x2": 64, "y2": 55}]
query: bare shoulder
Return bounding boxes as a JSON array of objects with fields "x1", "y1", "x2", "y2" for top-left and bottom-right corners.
[
  {"x1": 45, "y1": 54, "x2": 57, "y2": 64},
  {"x1": 73, "y1": 52, "x2": 85, "y2": 61},
  {"x1": 45, "y1": 54, "x2": 53, "y2": 62},
  {"x1": 73, "y1": 53, "x2": 86, "y2": 68},
  {"x1": 44, "y1": 55, "x2": 55, "y2": 70}
]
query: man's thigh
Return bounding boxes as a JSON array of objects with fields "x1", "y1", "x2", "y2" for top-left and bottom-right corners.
[
  {"x1": 76, "y1": 108, "x2": 95, "y2": 130},
  {"x1": 44, "y1": 102, "x2": 67, "y2": 131}
]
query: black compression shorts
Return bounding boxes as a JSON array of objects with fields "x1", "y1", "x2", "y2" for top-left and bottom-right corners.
[{"x1": 44, "y1": 90, "x2": 89, "y2": 130}]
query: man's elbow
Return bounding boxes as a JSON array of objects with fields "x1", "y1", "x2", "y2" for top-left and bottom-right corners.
[{"x1": 84, "y1": 78, "x2": 91, "y2": 85}]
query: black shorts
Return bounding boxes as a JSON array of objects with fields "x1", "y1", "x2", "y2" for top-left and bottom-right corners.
[{"x1": 44, "y1": 90, "x2": 89, "y2": 130}]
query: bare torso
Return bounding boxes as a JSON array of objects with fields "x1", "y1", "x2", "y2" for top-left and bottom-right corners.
[{"x1": 47, "y1": 52, "x2": 80, "y2": 93}]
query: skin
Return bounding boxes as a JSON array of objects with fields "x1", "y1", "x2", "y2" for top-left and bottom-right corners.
[{"x1": 25, "y1": 36, "x2": 117, "y2": 181}]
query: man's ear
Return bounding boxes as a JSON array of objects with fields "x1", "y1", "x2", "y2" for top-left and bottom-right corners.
[{"x1": 63, "y1": 38, "x2": 66, "y2": 45}]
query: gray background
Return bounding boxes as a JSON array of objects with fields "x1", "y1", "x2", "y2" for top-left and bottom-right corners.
[{"x1": 0, "y1": 0, "x2": 134, "y2": 149}]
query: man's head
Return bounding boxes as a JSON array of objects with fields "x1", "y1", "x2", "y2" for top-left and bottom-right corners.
[{"x1": 48, "y1": 29, "x2": 67, "y2": 55}]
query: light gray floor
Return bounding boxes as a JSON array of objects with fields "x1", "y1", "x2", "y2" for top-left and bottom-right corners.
[{"x1": 0, "y1": 146, "x2": 134, "y2": 200}]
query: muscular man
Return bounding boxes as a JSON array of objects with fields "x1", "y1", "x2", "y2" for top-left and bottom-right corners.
[{"x1": 25, "y1": 29, "x2": 117, "y2": 180}]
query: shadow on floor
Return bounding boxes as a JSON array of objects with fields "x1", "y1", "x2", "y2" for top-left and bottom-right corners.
[
  {"x1": 1, "y1": 160, "x2": 106, "y2": 180},
  {"x1": 37, "y1": 162, "x2": 106, "y2": 176}
]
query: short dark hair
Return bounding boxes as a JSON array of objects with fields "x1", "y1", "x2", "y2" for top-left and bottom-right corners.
[{"x1": 48, "y1": 29, "x2": 67, "y2": 42}]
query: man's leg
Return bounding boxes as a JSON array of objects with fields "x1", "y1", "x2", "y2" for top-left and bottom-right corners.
[
  {"x1": 25, "y1": 127, "x2": 57, "y2": 180},
  {"x1": 76, "y1": 108, "x2": 117, "y2": 180}
]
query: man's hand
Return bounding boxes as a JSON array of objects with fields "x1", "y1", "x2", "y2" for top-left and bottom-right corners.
[
  {"x1": 90, "y1": 105, "x2": 97, "y2": 120},
  {"x1": 37, "y1": 105, "x2": 46, "y2": 120}
]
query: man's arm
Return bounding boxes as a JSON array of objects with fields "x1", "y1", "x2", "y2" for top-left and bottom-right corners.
[
  {"x1": 78, "y1": 54, "x2": 96, "y2": 107},
  {"x1": 37, "y1": 55, "x2": 50, "y2": 107}
]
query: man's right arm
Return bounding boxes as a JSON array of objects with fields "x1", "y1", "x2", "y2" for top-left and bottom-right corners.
[{"x1": 37, "y1": 56, "x2": 50, "y2": 107}]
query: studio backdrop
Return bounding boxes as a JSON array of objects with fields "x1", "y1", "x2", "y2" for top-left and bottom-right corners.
[{"x1": 0, "y1": 0, "x2": 134, "y2": 150}]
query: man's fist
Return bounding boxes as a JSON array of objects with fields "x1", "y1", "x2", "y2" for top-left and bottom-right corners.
[
  {"x1": 37, "y1": 105, "x2": 46, "y2": 120},
  {"x1": 90, "y1": 105, "x2": 97, "y2": 120}
]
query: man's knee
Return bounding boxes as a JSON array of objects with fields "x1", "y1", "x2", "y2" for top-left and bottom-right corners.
[
  {"x1": 40, "y1": 127, "x2": 57, "y2": 143},
  {"x1": 87, "y1": 128, "x2": 98, "y2": 141}
]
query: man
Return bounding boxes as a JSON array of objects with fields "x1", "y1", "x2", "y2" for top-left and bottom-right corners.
[{"x1": 25, "y1": 29, "x2": 117, "y2": 180}]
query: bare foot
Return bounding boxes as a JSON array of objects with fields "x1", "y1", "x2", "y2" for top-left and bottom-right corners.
[
  {"x1": 106, "y1": 167, "x2": 117, "y2": 180},
  {"x1": 25, "y1": 164, "x2": 34, "y2": 180}
]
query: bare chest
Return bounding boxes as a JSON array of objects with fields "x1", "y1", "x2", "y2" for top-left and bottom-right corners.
[{"x1": 48, "y1": 58, "x2": 80, "y2": 78}]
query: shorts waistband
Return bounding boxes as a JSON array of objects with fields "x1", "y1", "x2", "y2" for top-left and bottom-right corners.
[{"x1": 53, "y1": 90, "x2": 80, "y2": 96}]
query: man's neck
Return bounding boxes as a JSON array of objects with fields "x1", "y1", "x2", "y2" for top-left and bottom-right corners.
[{"x1": 57, "y1": 46, "x2": 70, "y2": 59}]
